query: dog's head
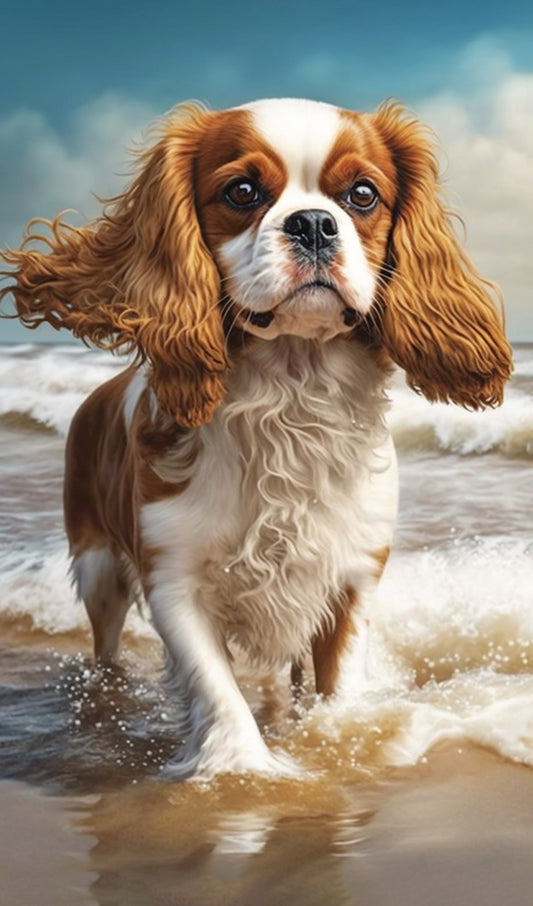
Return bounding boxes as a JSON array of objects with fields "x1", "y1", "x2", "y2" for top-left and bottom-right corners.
[{"x1": 1, "y1": 98, "x2": 512, "y2": 425}]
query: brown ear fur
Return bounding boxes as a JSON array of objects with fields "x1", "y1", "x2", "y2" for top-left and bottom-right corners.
[
  {"x1": 371, "y1": 103, "x2": 512, "y2": 408},
  {"x1": 0, "y1": 104, "x2": 227, "y2": 427}
]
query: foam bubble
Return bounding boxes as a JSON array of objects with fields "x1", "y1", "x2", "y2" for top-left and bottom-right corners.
[{"x1": 308, "y1": 537, "x2": 533, "y2": 769}]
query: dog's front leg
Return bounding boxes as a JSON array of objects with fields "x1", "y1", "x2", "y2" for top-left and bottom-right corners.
[{"x1": 147, "y1": 576, "x2": 296, "y2": 779}]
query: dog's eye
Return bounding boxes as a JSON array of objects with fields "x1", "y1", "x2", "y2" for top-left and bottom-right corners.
[
  {"x1": 224, "y1": 179, "x2": 262, "y2": 208},
  {"x1": 346, "y1": 181, "x2": 379, "y2": 211}
]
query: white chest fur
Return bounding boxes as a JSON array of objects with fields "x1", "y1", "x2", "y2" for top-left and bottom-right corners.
[{"x1": 142, "y1": 337, "x2": 397, "y2": 665}]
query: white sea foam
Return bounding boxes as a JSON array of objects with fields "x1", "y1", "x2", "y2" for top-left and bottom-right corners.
[
  {"x1": 0, "y1": 545, "x2": 154, "y2": 638},
  {"x1": 2, "y1": 534, "x2": 533, "y2": 770},
  {"x1": 513, "y1": 351, "x2": 533, "y2": 378},
  {"x1": 289, "y1": 536, "x2": 533, "y2": 770},
  {"x1": 0, "y1": 344, "x2": 125, "y2": 435},
  {"x1": 388, "y1": 383, "x2": 533, "y2": 457}
]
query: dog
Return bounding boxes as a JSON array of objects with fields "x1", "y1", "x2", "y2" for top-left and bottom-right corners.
[{"x1": 0, "y1": 98, "x2": 512, "y2": 777}]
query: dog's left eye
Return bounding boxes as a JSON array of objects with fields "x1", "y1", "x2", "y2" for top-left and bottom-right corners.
[
  {"x1": 346, "y1": 180, "x2": 380, "y2": 211},
  {"x1": 224, "y1": 179, "x2": 262, "y2": 208}
]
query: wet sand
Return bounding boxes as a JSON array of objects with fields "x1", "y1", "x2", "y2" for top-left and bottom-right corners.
[
  {"x1": 3, "y1": 735, "x2": 533, "y2": 905},
  {"x1": 1, "y1": 780, "x2": 96, "y2": 906}
]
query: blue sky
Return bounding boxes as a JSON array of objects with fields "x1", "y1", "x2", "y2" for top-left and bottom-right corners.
[{"x1": 1, "y1": 0, "x2": 532, "y2": 341}]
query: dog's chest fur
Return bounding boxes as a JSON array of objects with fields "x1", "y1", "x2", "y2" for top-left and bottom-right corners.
[{"x1": 143, "y1": 337, "x2": 396, "y2": 665}]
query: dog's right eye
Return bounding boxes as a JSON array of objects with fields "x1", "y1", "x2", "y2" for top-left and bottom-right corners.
[
  {"x1": 224, "y1": 179, "x2": 262, "y2": 209},
  {"x1": 345, "y1": 180, "x2": 380, "y2": 212}
]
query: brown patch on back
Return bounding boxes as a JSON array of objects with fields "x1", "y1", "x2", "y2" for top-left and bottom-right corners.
[
  {"x1": 312, "y1": 588, "x2": 358, "y2": 696},
  {"x1": 64, "y1": 369, "x2": 194, "y2": 585}
]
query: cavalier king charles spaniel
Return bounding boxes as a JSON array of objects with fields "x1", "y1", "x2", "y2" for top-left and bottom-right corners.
[{"x1": 1, "y1": 98, "x2": 512, "y2": 778}]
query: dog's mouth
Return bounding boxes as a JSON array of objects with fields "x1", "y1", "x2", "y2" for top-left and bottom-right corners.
[{"x1": 242, "y1": 281, "x2": 361, "y2": 330}]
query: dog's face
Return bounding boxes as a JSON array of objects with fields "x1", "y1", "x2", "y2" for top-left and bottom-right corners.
[{"x1": 195, "y1": 99, "x2": 395, "y2": 342}]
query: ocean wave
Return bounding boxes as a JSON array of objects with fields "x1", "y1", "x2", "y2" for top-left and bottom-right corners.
[
  {"x1": 296, "y1": 536, "x2": 533, "y2": 770},
  {"x1": 293, "y1": 536, "x2": 533, "y2": 772},
  {"x1": 513, "y1": 351, "x2": 533, "y2": 378},
  {"x1": 388, "y1": 386, "x2": 533, "y2": 457},
  {"x1": 0, "y1": 345, "x2": 125, "y2": 436},
  {"x1": 0, "y1": 547, "x2": 154, "y2": 639},
  {"x1": 4, "y1": 535, "x2": 531, "y2": 656},
  {"x1": 0, "y1": 410, "x2": 58, "y2": 433},
  {"x1": 1, "y1": 345, "x2": 532, "y2": 456}
]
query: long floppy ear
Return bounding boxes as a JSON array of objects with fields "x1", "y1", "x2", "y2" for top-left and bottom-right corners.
[
  {"x1": 0, "y1": 104, "x2": 227, "y2": 427},
  {"x1": 371, "y1": 103, "x2": 512, "y2": 408}
]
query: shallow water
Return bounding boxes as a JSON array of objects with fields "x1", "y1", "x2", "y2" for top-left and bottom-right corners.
[
  {"x1": 4, "y1": 739, "x2": 533, "y2": 906},
  {"x1": 3, "y1": 631, "x2": 533, "y2": 905},
  {"x1": 1, "y1": 342, "x2": 533, "y2": 903}
]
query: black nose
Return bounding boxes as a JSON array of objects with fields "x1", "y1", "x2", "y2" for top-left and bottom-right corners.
[{"x1": 283, "y1": 209, "x2": 338, "y2": 255}]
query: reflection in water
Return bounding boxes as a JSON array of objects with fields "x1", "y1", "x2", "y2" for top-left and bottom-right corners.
[
  {"x1": 84, "y1": 777, "x2": 366, "y2": 905},
  {"x1": 79, "y1": 749, "x2": 533, "y2": 906}
]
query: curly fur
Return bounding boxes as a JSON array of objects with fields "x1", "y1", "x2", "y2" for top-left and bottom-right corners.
[
  {"x1": 197, "y1": 337, "x2": 392, "y2": 664},
  {"x1": 370, "y1": 103, "x2": 511, "y2": 408},
  {"x1": 0, "y1": 104, "x2": 227, "y2": 427}
]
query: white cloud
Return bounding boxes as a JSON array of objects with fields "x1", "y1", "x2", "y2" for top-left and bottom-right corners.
[
  {"x1": 0, "y1": 93, "x2": 157, "y2": 343},
  {"x1": 0, "y1": 93, "x2": 155, "y2": 246},
  {"x1": 417, "y1": 41, "x2": 533, "y2": 341}
]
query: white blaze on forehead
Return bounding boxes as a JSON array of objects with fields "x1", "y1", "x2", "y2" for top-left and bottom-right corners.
[{"x1": 243, "y1": 98, "x2": 342, "y2": 189}]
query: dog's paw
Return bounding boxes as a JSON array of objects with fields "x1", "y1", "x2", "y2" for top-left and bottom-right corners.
[{"x1": 161, "y1": 726, "x2": 301, "y2": 781}]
